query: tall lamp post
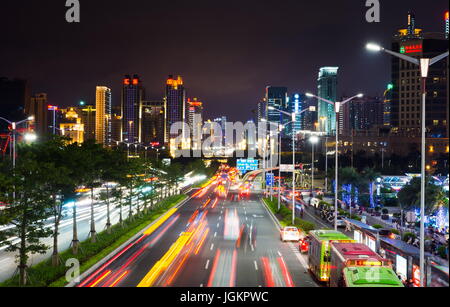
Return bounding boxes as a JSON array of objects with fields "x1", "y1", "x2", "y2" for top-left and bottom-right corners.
[
  {"x1": 305, "y1": 93, "x2": 363, "y2": 230},
  {"x1": 0, "y1": 116, "x2": 35, "y2": 169},
  {"x1": 268, "y1": 106, "x2": 316, "y2": 225},
  {"x1": 366, "y1": 42, "x2": 449, "y2": 287}
]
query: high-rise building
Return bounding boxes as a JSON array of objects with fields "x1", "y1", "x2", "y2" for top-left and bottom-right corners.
[
  {"x1": 95, "y1": 86, "x2": 112, "y2": 146},
  {"x1": 257, "y1": 99, "x2": 267, "y2": 123},
  {"x1": 266, "y1": 86, "x2": 288, "y2": 125},
  {"x1": 110, "y1": 106, "x2": 122, "y2": 144},
  {"x1": 165, "y1": 75, "x2": 186, "y2": 142},
  {"x1": 390, "y1": 13, "x2": 448, "y2": 138},
  {"x1": 141, "y1": 100, "x2": 165, "y2": 146},
  {"x1": 121, "y1": 75, "x2": 144, "y2": 143},
  {"x1": 0, "y1": 78, "x2": 30, "y2": 132},
  {"x1": 339, "y1": 96, "x2": 384, "y2": 136},
  {"x1": 288, "y1": 93, "x2": 305, "y2": 136},
  {"x1": 187, "y1": 98, "x2": 203, "y2": 129},
  {"x1": 60, "y1": 107, "x2": 84, "y2": 144},
  {"x1": 317, "y1": 67, "x2": 339, "y2": 134},
  {"x1": 28, "y1": 93, "x2": 49, "y2": 137},
  {"x1": 80, "y1": 104, "x2": 96, "y2": 141}
]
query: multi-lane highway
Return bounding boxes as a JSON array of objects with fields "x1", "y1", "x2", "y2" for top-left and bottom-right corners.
[{"x1": 76, "y1": 179, "x2": 318, "y2": 287}]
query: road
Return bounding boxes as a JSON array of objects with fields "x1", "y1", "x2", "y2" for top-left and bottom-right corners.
[{"x1": 77, "y1": 182, "x2": 318, "y2": 287}]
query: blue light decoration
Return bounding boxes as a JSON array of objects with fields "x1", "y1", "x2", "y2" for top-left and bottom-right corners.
[
  {"x1": 354, "y1": 186, "x2": 359, "y2": 206},
  {"x1": 342, "y1": 184, "x2": 352, "y2": 207},
  {"x1": 369, "y1": 183, "x2": 375, "y2": 208}
]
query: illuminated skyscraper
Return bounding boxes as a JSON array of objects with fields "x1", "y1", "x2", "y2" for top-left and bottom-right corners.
[
  {"x1": 266, "y1": 86, "x2": 288, "y2": 125},
  {"x1": 165, "y1": 75, "x2": 186, "y2": 142},
  {"x1": 95, "y1": 86, "x2": 112, "y2": 146},
  {"x1": 141, "y1": 100, "x2": 165, "y2": 145},
  {"x1": 187, "y1": 98, "x2": 203, "y2": 130},
  {"x1": 391, "y1": 13, "x2": 448, "y2": 138},
  {"x1": 317, "y1": 67, "x2": 338, "y2": 134},
  {"x1": 80, "y1": 104, "x2": 96, "y2": 141},
  {"x1": 121, "y1": 75, "x2": 144, "y2": 143}
]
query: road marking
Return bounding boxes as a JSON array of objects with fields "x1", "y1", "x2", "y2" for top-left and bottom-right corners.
[
  {"x1": 205, "y1": 259, "x2": 210, "y2": 270},
  {"x1": 277, "y1": 250, "x2": 282, "y2": 257},
  {"x1": 217, "y1": 223, "x2": 220, "y2": 228},
  {"x1": 214, "y1": 232, "x2": 217, "y2": 237},
  {"x1": 210, "y1": 243, "x2": 214, "y2": 251},
  {"x1": 251, "y1": 244, "x2": 254, "y2": 252},
  {"x1": 254, "y1": 260, "x2": 258, "y2": 271},
  {"x1": 246, "y1": 217, "x2": 248, "y2": 221},
  {"x1": 218, "y1": 216, "x2": 221, "y2": 220}
]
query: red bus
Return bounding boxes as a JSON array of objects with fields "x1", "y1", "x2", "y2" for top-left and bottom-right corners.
[{"x1": 329, "y1": 242, "x2": 393, "y2": 287}]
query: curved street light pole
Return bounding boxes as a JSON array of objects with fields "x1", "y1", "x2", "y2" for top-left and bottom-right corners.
[
  {"x1": 268, "y1": 106, "x2": 316, "y2": 225},
  {"x1": 306, "y1": 93, "x2": 363, "y2": 230},
  {"x1": 366, "y1": 43, "x2": 449, "y2": 287}
]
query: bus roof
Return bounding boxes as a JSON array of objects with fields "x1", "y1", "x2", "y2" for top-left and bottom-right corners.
[
  {"x1": 310, "y1": 230, "x2": 351, "y2": 242},
  {"x1": 332, "y1": 243, "x2": 384, "y2": 261},
  {"x1": 344, "y1": 267, "x2": 403, "y2": 287}
]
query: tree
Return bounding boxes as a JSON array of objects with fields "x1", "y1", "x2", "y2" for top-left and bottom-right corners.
[
  {"x1": 397, "y1": 177, "x2": 446, "y2": 215},
  {"x1": 0, "y1": 150, "x2": 53, "y2": 285},
  {"x1": 33, "y1": 137, "x2": 76, "y2": 266},
  {"x1": 77, "y1": 140, "x2": 105, "y2": 243}
]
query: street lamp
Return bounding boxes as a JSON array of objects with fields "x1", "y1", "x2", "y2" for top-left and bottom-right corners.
[
  {"x1": 309, "y1": 135, "x2": 319, "y2": 198},
  {"x1": 305, "y1": 92, "x2": 363, "y2": 230},
  {"x1": 268, "y1": 105, "x2": 316, "y2": 225},
  {"x1": 366, "y1": 42, "x2": 449, "y2": 287},
  {"x1": 0, "y1": 116, "x2": 35, "y2": 169}
]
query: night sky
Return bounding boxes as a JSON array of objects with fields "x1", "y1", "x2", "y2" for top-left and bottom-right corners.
[{"x1": 1, "y1": 0, "x2": 448, "y2": 121}]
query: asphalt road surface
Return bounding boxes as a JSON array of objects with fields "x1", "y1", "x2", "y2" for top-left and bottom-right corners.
[{"x1": 77, "y1": 182, "x2": 318, "y2": 287}]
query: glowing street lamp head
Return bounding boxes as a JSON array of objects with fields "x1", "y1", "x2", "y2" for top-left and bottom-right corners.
[
  {"x1": 27, "y1": 116, "x2": 35, "y2": 121},
  {"x1": 366, "y1": 43, "x2": 383, "y2": 52},
  {"x1": 268, "y1": 106, "x2": 275, "y2": 110},
  {"x1": 308, "y1": 106, "x2": 316, "y2": 112},
  {"x1": 357, "y1": 93, "x2": 364, "y2": 98},
  {"x1": 305, "y1": 93, "x2": 314, "y2": 98},
  {"x1": 24, "y1": 133, "x2": 37, "y2": 142}
]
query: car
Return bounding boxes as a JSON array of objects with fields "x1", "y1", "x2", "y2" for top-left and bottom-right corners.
[
  {"x1": 299, "y1": 236, "x2": 310, "y2": 253},
  {"x1": 336, "y1": 216, "x2": 347, "y2": 228},
  {"x1": 280, "y1": 226, "x2": 301, "y2": 242}
]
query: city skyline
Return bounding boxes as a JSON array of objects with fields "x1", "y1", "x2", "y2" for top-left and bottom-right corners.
[{"x1": 1, "y1": 1, "x2": 448, "y2": 122}]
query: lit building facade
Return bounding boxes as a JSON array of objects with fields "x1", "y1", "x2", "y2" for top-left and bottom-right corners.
[
  {"x1": 141, "y1": 100, "x2": 165, "y2": 146},
  {"x1": 95, "y1": 86, "x2": 112, "y2": 146},
  {"x1": 317, "y1": 67, "x2": 338, "y2": 134},
  {"x1": 60, "y1": 107, "x2": 84, "y2": 144},
  {"x1": 390, "y1": 13, "x2": 449, "y2": 138},
  {"x1": 121, "y1": 75, "x2": 144, "y2": 143},
  {"x1": 165, "y1": 75, "x2": 186, "y2": 143}
]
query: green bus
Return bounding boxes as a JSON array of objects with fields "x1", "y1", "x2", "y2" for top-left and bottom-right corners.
[
  {"x1": 308, "y1": 230, "x2": 355, "y2": 282},
  {"x1": 343, "y1": 267, "x2": 404, "y2": 287}
]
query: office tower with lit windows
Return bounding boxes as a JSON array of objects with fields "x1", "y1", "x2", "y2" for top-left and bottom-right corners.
[
  {"x1": 391, "y1": 12, "x2": 449, "y2": 138},
  {"x1": 165, "y1": 75, "x2": 186, "y2": 142},
  {"x1": 121, "y1": 75, "x2": 144, "y2": 143},
  {"x1": 288, "y1": 93, "x2": 305, "y2": 136},
  {"x1": 317, "y1": 67, "x2": 338, "y2": 134},
  {"x1": 141, "y1": 100, "x2": 165, "y2": 145},
  {"x1": 339, "y1": 96, "x2": 383, "y2": 136},
  {"x1": 266, "y1": 86, "x2": 288, "y2": 125},
  {"x1": 95, "y1": 86, "x2": 112, "y2": 146},
  {"x1": 187, "y1": 98, "x2": 203, "y2": 130},
  {"x1": 257, "y1": 99, "x2": 267, "y2": 123}
]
